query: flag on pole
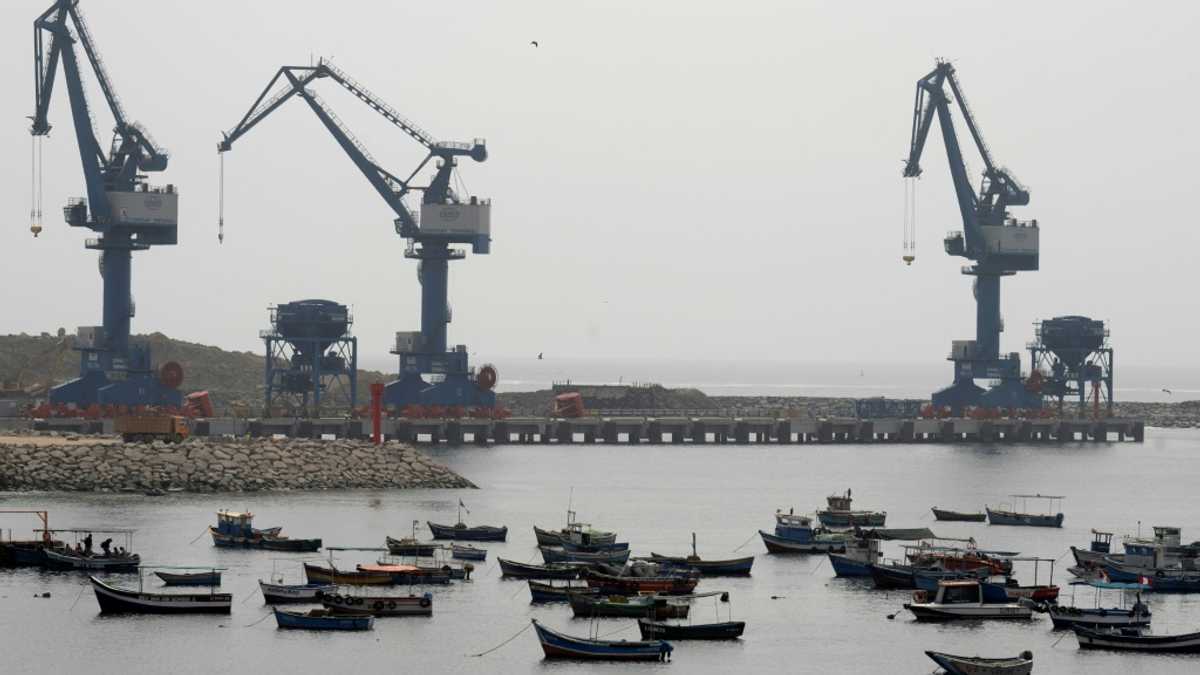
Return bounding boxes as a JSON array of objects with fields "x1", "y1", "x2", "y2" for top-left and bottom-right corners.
[{"x1": 459, "y1": 499, "x2": 470, "y2": 514}]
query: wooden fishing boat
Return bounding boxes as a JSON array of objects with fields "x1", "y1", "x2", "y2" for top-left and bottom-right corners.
[
  {"x1": 155, "y1": 570, "x2": 221, "y2": 586},
  {"x1": 1024, "y1": 596, "x2": 1151, "y2": 630},
  {"x1": 44, "y1": 548, "x2": 140, "y2": 572},
  {"x1": 540, "y1": 546, "x2": 629, "y2": 565},
  {"x1": 258, "y1": 580, "x2": 334, "y2": 604},
  {"x1": 907, "y1": 546, "x2": 1013, "y2": 576},
  {"x1": 450, "y1": 543, "x2": 487, "y2": 561},
  {"x1": 90, "y1": 576, "x2": 231, "y2": 615},
  {"x1": 303, "y1": 562, "x2": 393, "y2": 586},
  {"x1": 561, "y1": 540, "x2": 629, "y2": 553},
  {"x1": 1074, "y1": 626, "x2": 1200, "y2": 653},
  {"x1": 1070, "y1": 530, "x2": 1116, "y2": 569},
  {"x1": 568, "y1": 593, "x2": 690, "y2": 619},
  {"x1": 209, "y1": 511, "x2": 317, "y2": 549},
  {"x1": 904, "y1": 580, "x2": 1033, "y2": 622},
  {"x1": 531, "y1": 619, "x2": 673, "y2": 661},
  {"x1": 648, "y1": 553, "x2": 754, "y2": 576},
  {"x1": 499, "y1": 558, "x2": 586, "y2": 579},
  {"x1": 583, "y1": 570, "x2": 700, "y2": 596},
  {"x1": 528, "y1": 580, "x2": 598, "y2": 603},
  {"x1": 384, "y1": 536, "x2": 440, "y2": 557},
  {"x1": 533, "y1": 518, "x2": 617, "y2": 547},
  {"x1": 259, "y1": 536, "x2": 322, "y2": 552},
  {"x1": 427, "y1": 521, "x2": 507, "y2": 542},
  {"x1": 924, "y1": 650, "x2": 1033, "y2": 675},
  {"x1": 816, "y1": 490, "x2": 886, "y2": 528},
  {"x1": 321, "y1": 590, "x2": 433, "y2": 617},
  {"x1": 759, "y1": 530, "x2": 847, "y2": 554},
  {"x1": 913, "y1": 568, "x2": 989, "y2": 593},
  {"x1": 931, "y1": 507, "x2": 987, "y2": 522},
  {"x1": 871, "y1": 562, "x2": 917, "y2": 590},
  {"x1": 274, "y1": 607, "x2": 374, "y2": 631},
  {"x1": 357, "y1": 563, "x2": 452, "y2": 585},
  {"x1": 986, "y1": 495, "x2": 1064, "y2": 528},
  {"x1": 638, "y1": 619, "x2": 745, "y2": 641}
]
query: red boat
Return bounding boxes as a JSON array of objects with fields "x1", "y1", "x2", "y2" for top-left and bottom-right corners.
[
  {"x1": 583, "y1": 570, "x2": 699, "y2": 595},
  {"x1": 907, "y1": 547, "x2": 1013, "y2": 576}
]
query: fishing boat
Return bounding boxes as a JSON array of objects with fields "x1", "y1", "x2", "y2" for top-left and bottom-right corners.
[
  {"x1": 907, "y1": 542, "x2": 1014, "y2": 576},
  {"x1": 924, "y1": 650, "x2": 1033, "y2": 675},
  {"x1": 759, "y1": 529, "x2": 847, "y2": 554},
  {"x1": 427, "y1": 521, "x2": 507, "y2": 541},
  {"x1": 209, "y1": 511, "x2": 320, "y2": 550},
  {"x1": 903, "y1": 580, "x2": 1033, "y2": 622},
  {"x1": 1024, "y1": 595, "x2": 1151, "y2": 630},
  {"x1": 321, "y1": 590, "x2": 434, "y2": 616},
  {"x1": 303, "y1": 562, "x2": 393, "y2": 586},
  {"x1": 871, "y1": 562, "x2": 918, "y2": 589},
  {"x1": 155, "y1": 570, "x2": 221, "y2": 586},
  {"x1": 259, "y1": 536, "x2": 322, "y2": 552},
  {"x1": 817, "y1": 489, "x2": 887, "y2": 528},
  {"x1": 638, "y1": 618, "x2": 745, "y2": 640},
  {"x1": 1070, "y1": 530, "x2": 1117, "y2": 569},
  {"x1": 540, "y1": 546, "x2": 630, "y2": 565},
  {"x1": 583, "y1": 570, "x2": 700, "y2": 596},
  {"x1": 0, "y1": 510, "x2": 59, "y2": 566},
  {"x1": 384, "y1": 536, "x2": 440, "y2": 557},
  {"x1": 358, "y1": 563, "x2": 453, "y2": 585},
  {"x1": 647, "y1": 533, "x2": 754, "y2": 575},
  {"x1": 529, "y1": 580, "x2": 597, "y2": 603},
  {"x1": 90, "y1": 576, "x2": 232, "y2": 614},
  {"x1": 568, "y1": 592, "x2": 691, "y2": 619},
  {"x1": 499, "y1": 558, "x2": 587, "y2": 579},
  {"x1": 931, "y1": 507, "x2": 987, "y2": 523},
  {"x1": 44, "y1": 548, "x2": 141, "y2": 572},
  {"x1": 913, "y1": 567, "x2": 989, "y2": 593},
  {"x1": 450, "y1": 544, "x2": 487, "y2": 561},
  {"x1": 829, "y1": 537, "x2": 883, "y2": 578},
  {"x1": 531, "y1": 619, "x2": 673, "y2": 662},
  {"x1": 1074, "y1": 626, "x2": 1200, "y2": 653},
  {"x1": 561, "y1": 539, "x2": 630, "y2": 553},
  {"x1": 534, "y1": 508, "x2": 617, "y2": 547},
  {"x1": 985, "y1": 494, "x2": 1064, "y2": 528},
  {"x1": 259, "y1": 580, "x2": 334, "y2": 604},
  {"x1": 274, "y1": 607, "x2": 374, "y2": 631}
]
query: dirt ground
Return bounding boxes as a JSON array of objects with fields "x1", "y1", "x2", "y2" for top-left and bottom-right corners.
[{"x1": 0, "y1": 435, "x2": 120, "y2": 447}]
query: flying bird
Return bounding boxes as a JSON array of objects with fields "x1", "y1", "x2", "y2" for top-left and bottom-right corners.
[
  {"x1": 537, "y1": 352, "x2": 544, "y2": 360},
  {"x1": 1163, "y1": 388, "x2": 1173, "y2": 395},
  {"x1": 530, "y1": 40, "x2": 539, "y2": 48}
]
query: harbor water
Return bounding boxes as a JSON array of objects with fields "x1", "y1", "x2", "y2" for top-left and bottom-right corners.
[{"x1": 2, "y1": 429, "x2": 1200, "y2": 673}]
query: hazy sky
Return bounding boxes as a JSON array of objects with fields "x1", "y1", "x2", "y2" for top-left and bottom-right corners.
[{"x1": 2, "y1": 0, "x2": 1197, "y2": 375}]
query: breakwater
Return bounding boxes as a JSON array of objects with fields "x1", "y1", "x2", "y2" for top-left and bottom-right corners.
[{"x1": 0, "y1": 438, "x2": 475, "y2": 493}]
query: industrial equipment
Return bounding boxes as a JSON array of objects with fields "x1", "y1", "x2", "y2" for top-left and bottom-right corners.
[
  {"x1": 903, "y1": 60, "x2": 1041, "y2": 414},
  {"x1": 217, "y1": 58, "x2": 496, "y2": 410},
  {"x1": 30, "y1": 0, "x2": 182, "y2": 408},
  {"x1": 261, "y1": 300, "x2": 358, "y2": 417},
  {"x1": 1028, "y1": 316, "x2": 1114, "y2": 417}
]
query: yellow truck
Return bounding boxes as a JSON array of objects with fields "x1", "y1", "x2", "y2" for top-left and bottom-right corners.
[{"x1": 115, "y1": 415, "x2": 190, "y2": 444}]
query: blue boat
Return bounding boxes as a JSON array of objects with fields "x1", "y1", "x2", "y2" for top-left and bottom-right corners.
[
  {"x1": 274, "y1": 607, "x2": 374, "y2": 631},
  {"x1": 648, "y1": 554, "x2": 755, "y2": 576},
  {"x1": 539, "y1": 546, "x2": 630, "y2": 565},
  {"x1": 560, "y1": 540, "x2": 630, "y2": 553},
  {"x1": 985, "y1": 495, "x2": 1065, "y2": 528},
  {"x1": 450, "y1": 544, "x2": 487, "y2": 561},
  {"x1": 828, "y1": 552, "x2": 873, "y2": 577},
  {"x1": 1149, "y1": 575, "x2": 1200, "y2": 593},
  {"x1": 531, "y1": 619, "x2": 673, "y2": 662},
  {"x1": 913, "y1": 568, "x2": 988, "y2": 593},
  {"x1": 829, "y1": 537, "x2": 882, "y2": 578}
]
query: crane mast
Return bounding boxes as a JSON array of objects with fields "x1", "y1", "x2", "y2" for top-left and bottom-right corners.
[
  {"x1": 31, "y1": 0, "x2": 182, "y2": 408},
  {"x1": 903, "y1": 61, "x2": 1041, "y2": 414},
  {"x1": 218, "y1": 59, "x2": 496, "y2": 410}
]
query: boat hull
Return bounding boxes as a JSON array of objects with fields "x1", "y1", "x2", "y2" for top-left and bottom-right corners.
[
  {"x1": 274, "y1": 608, "x2": 374, "y2": 631},
  {"x1": 817, "y1": 510, "x2": 886, "y2": 528},
  {"x1": 871, "y1": 563, "x2": 916, "y2": 589},
  {"x1": 498, "y1": 558, "x2": 584, "y2": 579},
  {"x1": 321, "y1": 591, "x2": 433, "y2": 617},
  {"x1": 259, "y1": 581, "x2": 334, "y2": 604},
  {"x1": 44, "y1": 549, "x2": 140, "y2": 572},
  {"x1": 155, "y1": 571, "x2": 221, "y2": 586},
  {"x1": 540, "y1": 546, "x2": 630, "y2": 565},
  {"x1": 528, "y1": 581, "x2": 597, "y2": 603},
  {"x1": 638, "y1": 619, "x2": 745, "y2": 640},
  {"x1": 648, "y1": 554, "x2": 754, "y2": 576},
  {"x1": 759, "y1": 531, "x2": 845, "y2": 554},
  {"x1": 384, "y1": 537, "x2": 439, "y2": 557},
  {"x1": 584, "y1": 570, "x2": 699, "y2": 596},
  {"x1": 450, "y1": 545, "x2": 488, "y2": 561},
  {"x1": 1047, "y1": 606, "x2": 1151, "y2": 630},
  {"x1": 828, "y1": 553, "x2": 873, "y2": 578},
  {"x1": 905, "y1": 602, "x2": 1032, "y2": 622},
  {"x1": 569, "y1": 594, "x2": 690, "y2": 619},
  {"x1": 924, "y1": 650, "x2": 1032, "y2": 675},
  {"x1": 303, "y1": 563, "x2": 393, "y2": 586},
  {"x1": 931, "y1": 508, "x2": 987, "y2": 523},
  {"x1": 986, "y1": 508, "x2": 1063, "y2": 528},
  {"x1": 532, "y1": 620, "x2": 672, "y2": 661},
  {"x1": 90, "y1": 576, "x2": 231, "y2": 615},
  {"x1": 1074, "y1": 626, "x2": 1200, "y2": 653},
  {"x1": 427, "y1": 521, "x2": 507, "y2": 542}
]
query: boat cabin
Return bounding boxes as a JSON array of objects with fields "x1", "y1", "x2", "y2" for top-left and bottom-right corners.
[
  {"x1": 1089, "y1": 530, "x2": 1113, "y2": 554},
  {"x1": 774, "y1": 511, "x2": 815, "y2": 539},
  {"x1": 826, "y1": 491, "x2": 853, "y2": 512},
  {"x1": 215, "y1": 511, "x2": 254, "y2": 539},
  {"x1": 934, "y1": 580, "x2": 983, "y2": 605}
]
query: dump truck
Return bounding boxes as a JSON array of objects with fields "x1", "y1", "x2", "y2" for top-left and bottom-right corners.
[
  {"x1": 553, "y1": 392, "x2": 586, "y2": 418},
  {"x1": 115, "y1": 415, "x2": 190, "y2": 443}
]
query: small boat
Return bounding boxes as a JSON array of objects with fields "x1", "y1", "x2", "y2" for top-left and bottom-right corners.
[
  {"x1": 583, "y1": 570, "x2": 699, "y2": 596},
  {"x1": 427, "y1": 521, "x2": 507, "y2": 542},
  {"x1": 210, "y1": 511, "x2": 319, "y2": 550},
  {"x1": 528, "y1": 580, "x2": 598, "y2": 603},
  {"x1": 985, "y1": 494, "x2": 1064, "y2": 528},
  {"x1": 384, "y1": 536, "x2": 440, "y2": 557},
  {"x1": 924, "y1": 650, "x2": 1033, "y2": 675},
  {"x1": 1024, "y1": 595, "x2": 1151, "y2": 630},
  {"x1": 638, "y1": 618, "x2": 745, "y2": 640},
  {"x1": 259, "y1": 536, "x2": 322, "y2": 552},
  {"x1": 450, "y1": 544, "x2": 487, "y2": 561},
  {"x1": 155, "y1": 570, "x2": 221, "y2": 586},
  {"x1": 648, "y1": 553, "x2": 754, "y2": 576},
  {"x1": 531, "y1": 619, "x2": 672, "y2": 662},
  {"x1": 90, "y1": 576, "x2": 231, "y2": 615},
  {"x1": 913, "y1": 568, "x2": 989, "y2": 593},
  {"x1": 540, "y1": 546, "x2": 630, "y2": 565},
  {"x1": 499, "y1": 558, "x2": 586, "y2": 579},
  {"x1": 871, "y1": 562, "x2": 918, "y2": 589},
  {"x1": 357, "y1": 563, "x2": 453, "y2": 585},
  {"x1": 569, "y1": 592, "x2": 690, "y2": 619},
  {"x1": 1074, "y1": 625, "x2": 1200, "y2": 653},
  {"x1": 303, "y1": 563, "x2": 393, "y2": 586},
  {"x1": 907, "y1": 544, "x2": 1013, "y2": 576},
  {"x1": 931, "y1": 507, "x2": 987, "y2": 523},
  {"x1": 759, "y1": 530, "x2": 847, "y2": 554},
  {"x1": 534, "y1": 512, "x2": 617, "y2": 547},
  {"x1": 44, "y1": 548, "x2": 140, "y2": 572},
  {"x1": 274, "y1": 607, "x2": 374, "y2": 631},
  {"x1": 321, "y1": 590, "x2": 434, "y2": 617},
  {"x1": 903, "y1": 580, "x2": 1033, "y2": 622},
  {"x1": 829, "y1": 536, "x2": 883, "y2": 578},
  {"x1": 816, "y1": 489, "x2": 887, "y2": 528},
  {"x1": 259, "y1": 580, "x2": 334, "y2": 604},
  {"x1": 560, "y1": 540, "x2": 630, "y2": 553},
  {"x1": 1070, "y1": 529, "x2": 1116, "y2": 569}
]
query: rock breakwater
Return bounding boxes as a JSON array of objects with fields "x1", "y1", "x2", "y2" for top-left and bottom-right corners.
[{"x1": 0, "y1": 438, "x2": 474, "y2": 493}]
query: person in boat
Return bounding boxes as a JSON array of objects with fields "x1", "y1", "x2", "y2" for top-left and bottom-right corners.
[
  {"x1": 100, "y1": 538, "x2": 112, "y2": 556},
  {"x1": 73, "y1": 542, "x2": 84, "y2": 556},
  {"x1": 83, "y1": 533, "x2": 93, "y2": 554}
]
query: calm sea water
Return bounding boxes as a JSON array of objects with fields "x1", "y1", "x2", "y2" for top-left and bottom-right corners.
[{"x1": 2, "y1": 429, "x2": 1200, "y2": 674}]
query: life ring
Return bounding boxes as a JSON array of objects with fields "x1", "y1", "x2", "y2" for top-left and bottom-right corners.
[
  {"x1": 355, "y1": 596, "x2": 365, "y2": 606},
  {"x1": 911, "y1": 590, "x2": 928, "y2": 604},
  {"x1": 387, "y1": 601, "x2": 397, "y2": 610},
  {"x1": 373, "y1": 601, "x2": 384, "y2": 611},
  {"x1": 330, "y1": 594, "x2": 343, "y2": 604},
  {"x1": 419, "y1": 596, "x2": 432, "y2": 608}
]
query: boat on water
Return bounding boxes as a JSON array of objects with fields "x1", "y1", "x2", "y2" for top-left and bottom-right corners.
[
  {"x1": 540, "y1": 545, "x2": 630, "y2": 565},
  {"x1": 384, "y1": 536, "x2": 440, "y2": 557},
  {"x1": 450, "y1": 544, "x2": 487, "y2": 561},
  {"x1": 534, "y1": 508, "x2": 617, "y2": 547},
  {"x1": 303, "y1": 562, "x2": 393, "y2": 586},
  {"x1": 831, "y1": 529, "x2": 936, "y2": 579},
  {"x1": 931, "y1": 507, "x2": 987, "y2": 523},
  {"x1": 871, "y1": 562, "x2": 919, "y2": 589},
  {"x1": 531, "y1": 619, "x2": 673, "y2": 662},
  {"x1": 646, "y1": 532, "x2": 754, "y2": 575},
  {"x1": 638, "y1": 618, "x2": 745, "y2": 641},
  {"x1": 90, "y1": 576, "x2": 231, "y2": 615},
  {"x1": 44, "y1": 548, "x2": 140, "y2": 572},
  {"x1": 903, "y1": 580, "x2": 1033, "y2": 622},
  {"x1": 1073, "y1": 625, "x2": 1200, "y2": 653},
  {"x1": 528, "y1": 580, "x2": 597, "y2": 603},
  {"x1": 561, "y1": 539, "x2": 630, "y2": 553},
  {"x1": 259, "y1": 580, "x2": 334, "y2": 604},
  {"x1": 924, "y1": 650, "x2": 1033, "y2": 675},
  {"x1": 1070, "y1": 529, "x2": 1117, "y2": 569},
  {"x1": 759, "y1": 511, "x2": 850, "y2": 553},
  {"x1": 359, "y1": 562, "x2": 457, "y2": 584},
  {"x1": 583, "y1": 569, "x2": 699, "y2": 596},
  {"x1": 499, "y1": 558, "x2": 587, "y2": 579},
  {"x1": 985, "y1": 494, "x2": 1064, "y2": 528},
  {"x1": 817, "y1": 489, "x2": 886, "y2": 528},
  {"x1": 907, "y1": 542, "x2": 1014, "y2": 576},
  {"x1": 568, "y1": 592, "x2": 690, "y2": 619},
  {"x1": 0, "y1": 510, "x2": 59, "y2": 566},
  {"x1": 427, "y1": 518, "x2": 507, "y2": 542},
  {"x1": 155, "y1": 570, "x2": 221, "y2": 586},
  {"x1": 209, "y1": 511, "x2": 321, "y2": 551},
  {"x1": 321, "y1": 590, "x2": 434, "y2": 617},
  {"x1": 1024, "y1": 594, "x2": 1151, "y2": 630},
  {"x1": 274, "y1": 607, "x2": 374, "y2": 631},
  {"x1": 913, "y1": 567, "x2": 989, "y2": 593}
]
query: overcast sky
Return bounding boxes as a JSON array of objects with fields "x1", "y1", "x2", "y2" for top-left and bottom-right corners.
[{"x1": 2, "y1": 0, "x2": 1197, "y2": 376}]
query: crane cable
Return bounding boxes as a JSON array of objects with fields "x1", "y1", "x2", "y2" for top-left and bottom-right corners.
[
  {"x1": 30, "y1": 136, "x2": 44, "y2": 238},
  {"x1": 902, "y1": 177, "x2": 918, "y2": 264},
  {"x1": 217, "y1": 152, "x2": 225, "y2": 244}
]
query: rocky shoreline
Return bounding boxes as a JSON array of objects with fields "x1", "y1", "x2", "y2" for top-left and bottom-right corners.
[{"x1": 0, "y1": 438, "x2": 475, "y2": 493}]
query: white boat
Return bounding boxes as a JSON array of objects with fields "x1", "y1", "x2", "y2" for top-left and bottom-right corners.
[{"x1": 904, "y1": 580, "x2": 1033, "y2": 621}]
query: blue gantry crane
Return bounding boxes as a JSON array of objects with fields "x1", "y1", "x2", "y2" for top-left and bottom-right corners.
[
  {"x1": 218, "y1": 59, "x2": 497, "y2": 410},
  {"x1": 903, "y1": 60, "x2": 1041, "y2": 414},
  {"x1": 30, "y1": 0, "x2": 183, "y2": 408}
]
